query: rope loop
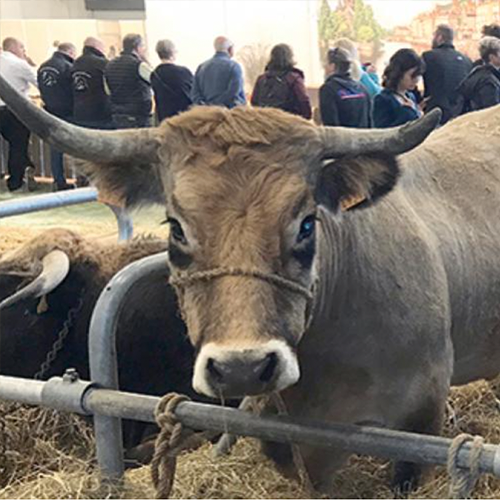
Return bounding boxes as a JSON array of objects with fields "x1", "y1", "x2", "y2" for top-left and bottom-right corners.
[
  {"x1": 447, "y1": 433, "x2": 484, "y2": 499},
  {"x1": 151, "y1": 393, "x2": 211, "y2": 499}
]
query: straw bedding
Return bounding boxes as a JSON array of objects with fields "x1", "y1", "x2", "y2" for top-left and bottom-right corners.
[{"x1": 0, "y1": 379, "x2": 498, "y2": 498}]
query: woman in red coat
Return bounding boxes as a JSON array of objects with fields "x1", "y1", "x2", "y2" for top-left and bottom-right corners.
[{"x1": 251, "y1": 44, "x2": 312, "y2": 119}]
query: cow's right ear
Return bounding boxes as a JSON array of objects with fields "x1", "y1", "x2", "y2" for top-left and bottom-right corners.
[
  {"x1": 314, "y1": 153, "x2": 400, "y2": 213},
  {"x1": 82, "y1": 159, "x2": 165, "y2": 208}
]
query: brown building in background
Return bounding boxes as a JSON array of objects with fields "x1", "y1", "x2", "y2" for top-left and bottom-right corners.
[{"x1": 390, "y1": 0, "x2": 499, "y2": 58}]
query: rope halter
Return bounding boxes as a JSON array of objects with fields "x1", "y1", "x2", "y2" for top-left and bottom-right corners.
[
  {"x1": 169, "y1": 266, "x2": 316, "y2": 329},
  {"x1": 169, "y1": 267, "x2": 313, "y2": 303}
]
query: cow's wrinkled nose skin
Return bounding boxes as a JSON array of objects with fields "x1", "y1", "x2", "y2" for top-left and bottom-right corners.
[{"x1": 205, "y1": 352, "x2": 278, "y2": 397}]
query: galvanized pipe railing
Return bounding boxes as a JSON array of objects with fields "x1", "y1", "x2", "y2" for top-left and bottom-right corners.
[
  {"x1": 0, "y1": 373, "x2": 499, "y2": 479},
  {"x1": 0, "y1": 187, "x2": 133, "y2": 241},
  {"x1": 88, "y1": 252, "x2": 170, "y2": 479}
]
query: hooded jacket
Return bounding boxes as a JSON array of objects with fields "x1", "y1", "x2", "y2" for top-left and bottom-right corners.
[
  {"x1": 319, "y1": 72, "x2": 371, "y2": 128},
  {"x1": 458, "y1": 64, "x2": 500, "y2": 112}
]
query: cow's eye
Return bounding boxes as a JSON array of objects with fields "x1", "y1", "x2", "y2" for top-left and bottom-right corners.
[
  {"x1": 167, "y1": 217, "x2": 187, "y2": 245},
  {"x1": 297, "y1": 215, "x2": 316, "y2": 243}
]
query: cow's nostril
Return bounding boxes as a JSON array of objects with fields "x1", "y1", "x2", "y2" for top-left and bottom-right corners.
[
  {"x1": 259, "y1": 352, "x2": 278, "y2": 383},
  {"x1": 207, "y1": 358, "x2": 223, "y2": 383}
]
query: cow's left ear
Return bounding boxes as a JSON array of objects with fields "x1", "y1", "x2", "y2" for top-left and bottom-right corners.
[{"x1": 314, "y1": 153, "x2": 400, "y2": 213}]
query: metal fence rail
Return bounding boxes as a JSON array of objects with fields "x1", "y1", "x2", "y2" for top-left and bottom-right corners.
[
  {"x1": 0, "y1": 374, "x2": 499, "y2": 481},
  {"x1": 0, "y1": 187, "x2": 133, "y2": 241}
]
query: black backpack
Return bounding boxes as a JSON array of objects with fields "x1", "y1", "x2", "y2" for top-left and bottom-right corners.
[{"x1": 255, "y1": 72, "x2": 293, "y2": 111}]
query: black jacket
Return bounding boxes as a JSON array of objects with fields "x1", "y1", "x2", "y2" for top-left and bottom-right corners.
[
  {"x1": 72, "y1": 46, "x2": 111, "y2": 124},
  {"x1": 422, "y1": 43, "x2": 472, "y2": 124},
  {"x1": 38, "y1": 51, "x2": 74, "y2": 119},
  {"x1": 151, "y1": 63, "x2": 193, "y2": 121},
  {"x1": 458, "y1": 64, "x2": 500, "y2": 112},
  {"x1": 319, "y1": 72, "x2": 371, "y2": 128},
  {"x1": 105, "y1": 52, "x2": 152, "y2": 118}
]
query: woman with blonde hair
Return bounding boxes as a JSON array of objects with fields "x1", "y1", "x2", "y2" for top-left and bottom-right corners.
[{"x1": 331, "y1": 38, "x2": 381, "y2": 98}]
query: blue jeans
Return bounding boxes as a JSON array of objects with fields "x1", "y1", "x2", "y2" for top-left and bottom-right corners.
[{"x1": 50, "y1": 147, "x2": 66, "y2": 187}]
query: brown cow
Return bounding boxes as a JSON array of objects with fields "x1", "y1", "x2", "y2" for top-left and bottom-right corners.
[{"x1": 4, "y1": 73, "x2": 500, "y2": 493}]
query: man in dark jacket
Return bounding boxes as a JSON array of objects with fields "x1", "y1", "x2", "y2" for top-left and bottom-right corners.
[
  {"x1": 38, "y1": 42, "x2": 76, "y2": 190},
  {"x1": 105, "y1": 33, "x2": 153, "y2": 129},
  {"x1": 319, "y1": 47, "x2": 371, "y2": 128},
  {"x1": 151, "y1": 39, "x2": 193, "y2": 121},
  {"x1": 459, "y1": 36, "x2": 500, "y2": 112},
  {"x1": 72, "y1": 37, "x2": 112, "y2": 129},
  {"x1": 422, "y1": 24, "x2": 472, "y2": 125}
]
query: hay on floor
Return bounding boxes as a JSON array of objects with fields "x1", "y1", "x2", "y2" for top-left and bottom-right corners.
[{"x1": 0, "y1": 379, "x2": 500, "y2": 499}]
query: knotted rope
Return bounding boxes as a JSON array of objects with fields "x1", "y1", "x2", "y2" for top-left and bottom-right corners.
[
  {"x1": 447, "y1": 433, "x2": 484, "y2": 499},
  {"x1": 151, "y1": 393, "x2": 212, "y2": 499}
]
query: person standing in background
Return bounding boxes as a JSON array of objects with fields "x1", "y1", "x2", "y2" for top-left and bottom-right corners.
[
  {"x1": 0, "y1": 37, "x2": 38, "y2": 191},
  {"x1": 319, "y1": 47, "x2": 371, "y2": 127},
  {"x1": 332, "y1": 38, "x2": 381, "y2": 100},
  {"x1": 251, "y1": 43, "x2": 311, "y2": 119},
  {"x1": 458, "y1": 36, "x2": 500, "y2": 113},
  {"x1": 374, "y1": 49, "x2": 426, "y2": 128},
  {"x1": 422, "y1": 25, "x2": 472, "y2": 125},
  {"x1": 151, "y1": 39, "x2": 193, "y2": 121},
  {"x1": 72, "y1": 37, "x2": 113, "y2": 129},
  {"x1": 38, "y1": 42, "x2": 76, "y2": 190},
  {"x1": 192, "y1": 36, "x2": 246, "y2": 108},
  {"x1": 472, "y1": 24, "x2": 500, "y2": 67},
  {"x1": 105, "y1": 33, "x2": 153, "y2": 129}
]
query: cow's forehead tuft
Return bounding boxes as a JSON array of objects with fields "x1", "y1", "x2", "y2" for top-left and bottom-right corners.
[{"x1": 164, "y1": 105, "x2": 316, "y2": 150}]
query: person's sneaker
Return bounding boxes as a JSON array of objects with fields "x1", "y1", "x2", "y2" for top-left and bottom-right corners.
[
  {"x1": 7, "y1": 181, "x2": 23, "y2": 192},
  {"x1": 75, "y1": 175, "x2": 89, "y2": 188},
  {"x1": 24, "y1": 167, "x2": 38, "y2": 192},
  {"x1": 56, "y1": 182, "x2": 75, "y2": 191}
]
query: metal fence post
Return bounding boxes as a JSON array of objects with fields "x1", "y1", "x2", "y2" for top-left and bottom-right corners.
[
  {"x1": 0, "y1": 188, "x2": 133, "y2": 241},
  {"x1": 88, "y1": 252, "x2": 170, "y2": 481}
]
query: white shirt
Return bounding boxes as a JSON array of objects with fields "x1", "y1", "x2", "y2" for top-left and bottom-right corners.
[{"x1": 0, "y1": 51, "x2": 38, "y2": 106}]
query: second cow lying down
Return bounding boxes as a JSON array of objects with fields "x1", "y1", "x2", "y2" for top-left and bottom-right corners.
[{"x1": 0, "y1": 228, "x2": 193, "y2": 462}]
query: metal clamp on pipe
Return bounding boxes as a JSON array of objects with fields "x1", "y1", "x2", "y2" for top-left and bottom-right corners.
[{"x1": 41, "y1": 369, "x2": 96, "y2": 416}]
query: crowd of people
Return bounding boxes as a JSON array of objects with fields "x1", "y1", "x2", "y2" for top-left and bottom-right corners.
[{"x1": 0, "y1": 22, "x2": 500, "y2": 193}]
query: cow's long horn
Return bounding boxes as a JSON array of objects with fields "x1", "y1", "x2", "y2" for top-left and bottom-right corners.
[
  {"x1": 0, "y1": 250, "x2": 70, "y2": 310},
  {"x1": 319, "y1": 108, "x2": 442, "y2": 157},
  {"x1": 0, "y1": 74, "x2": 159, "y2": 164}
]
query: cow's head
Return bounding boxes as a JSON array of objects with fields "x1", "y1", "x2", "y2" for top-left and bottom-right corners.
[{"x1": 0, "y1": 75, "x2": 440, "y2": 397}]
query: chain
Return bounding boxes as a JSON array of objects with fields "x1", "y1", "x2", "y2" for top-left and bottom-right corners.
[{"x1": 34, "y1": 294, "x2": 85, "y2": 381}]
